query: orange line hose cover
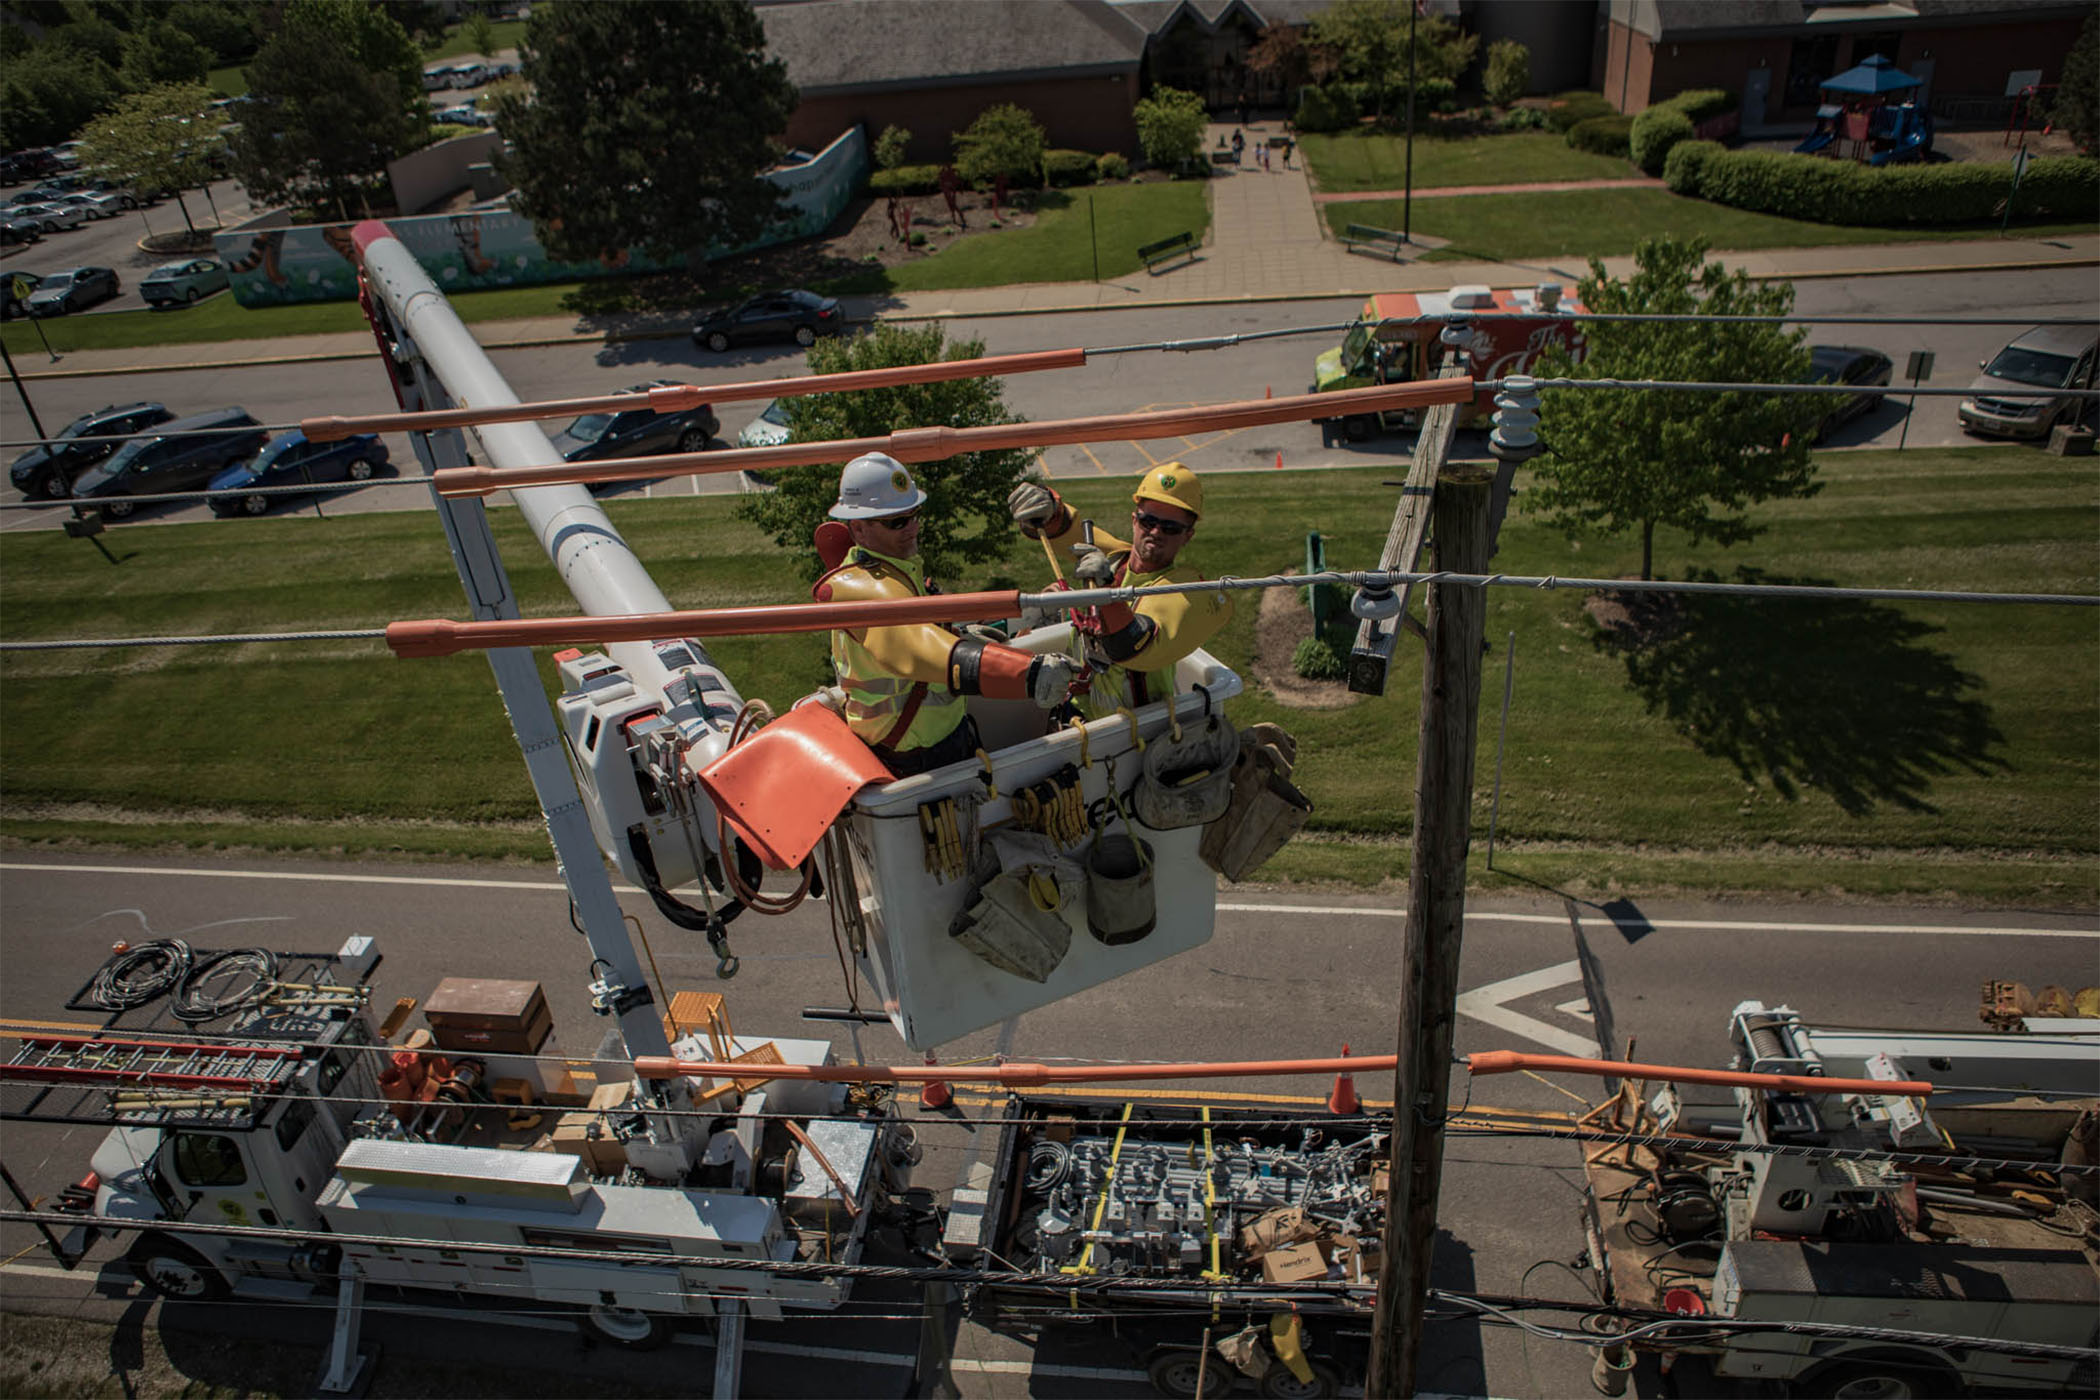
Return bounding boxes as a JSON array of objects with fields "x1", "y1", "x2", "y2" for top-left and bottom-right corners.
[{"x1": 1467, "y1": 1050, "x2": 1933, "y2": 1098}]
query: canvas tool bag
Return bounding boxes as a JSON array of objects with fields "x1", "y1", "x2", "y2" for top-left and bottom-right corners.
[
  {"x1": 1199, "y1": 724, "x2": 1312, "y2": 882},
  {"x1": 948, "y1": 831, "x2": 1080, "y2": 982}
]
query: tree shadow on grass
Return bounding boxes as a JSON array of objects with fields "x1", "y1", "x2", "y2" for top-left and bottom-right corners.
[{"x1": 1594, "y1": 568, "x2": 2007, "y2": 816}]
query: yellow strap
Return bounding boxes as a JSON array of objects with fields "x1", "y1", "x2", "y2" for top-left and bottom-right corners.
[
  {"x1": 974, "y1": 747, "x2": 999, "y2": 800},
  {"x1": 1066, "y1": 715, "x2": 1092, "y2": 768},
  {"x1": 1116, "y1": 706, "x2": 1145, "y2": 752},
  {"x1": 1201, "y1": 1106, "x2": 1227, "y2": 1317},
  {"x1": 1063, "y1": 1103, "x2": 1133, "y2": 1278}
]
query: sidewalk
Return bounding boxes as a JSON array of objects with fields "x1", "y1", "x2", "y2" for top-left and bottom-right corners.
[{"x1": 13, "y1": 132, "x2": 2099, "y2": 380}]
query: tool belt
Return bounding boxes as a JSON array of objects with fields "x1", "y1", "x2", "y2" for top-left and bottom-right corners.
[{"x1": 1199, "y1": 722, "x2": 1312, "y2": 882}]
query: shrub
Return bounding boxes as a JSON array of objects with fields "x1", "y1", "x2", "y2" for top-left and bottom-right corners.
[
  {"x1": 1568, "y1": 113, "x2": 1633, "y2": 157},
  {"x1": 1663, "y1": 88, "x2": 1736, "y2": 124},
  {"x1": 1630, "y1": 105, "x2": 1696, "y2": 175},
  {"x1": 873, "y1": 124, "x2": 911, "y2": 171},
  {"x1": 1662, "y1": 138, "x2": 1723, "y2": 195},
  {"x1": 1296, "y1": 82, "x2": 1361, "y2": 133},
  {"x1": 1414, "y1": 76, "x2": 1457, "y2": 113},
  {"x1": 1484, "y1": 39, "x2": 1530, "y2": 107},
  {"x1": 1497, "y1": 104, "x2": 1546, "y2": 132},
  {"x1": 954, "y1": 103, "x2": 1046, "y2": 187},
  {"x1": 1134, "y1": 85, "x2": 1207, "y2": 170},
  {"x1": 1095, "y1": 150, "x2": 1130, "y2": 181},
  {"x1": 1292, "y1": 636, "x2": 1345, "y2": 681},
  {"x1": 1688, "y1": 149, "x2": 2100, "y2": 225},
  {"x1": 1546, "y1": 90, "x2": 1615, "y2": 132},
  {"x1": 1044, "y1": 148, "x2": 1095, "y2": 186},
  {"x1": 870, "y1": 163, "x2": 941, "y2": 196}
]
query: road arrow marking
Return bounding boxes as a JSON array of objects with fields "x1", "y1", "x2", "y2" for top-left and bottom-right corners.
[{"x1": 1455, "y1": 960, "x2": 1601, "y2": 1057}]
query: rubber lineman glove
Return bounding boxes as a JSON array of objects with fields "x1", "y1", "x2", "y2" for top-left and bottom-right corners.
[
  {"x1": 1070, "y1": 543, "x2": 1117, "y2": 586},
  {"x1": 1008, "y1": 481, "x2": 1062, "y2": 536},
  {"x1": 1028, "y1": 654, "x2": 1079, "y2": 708}
]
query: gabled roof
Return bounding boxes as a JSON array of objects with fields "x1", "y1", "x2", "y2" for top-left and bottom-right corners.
[
  {"x1": 1614, "y1": 0, "x2": 2092, "y2": 40},
  {"x1": 1108, "y1": 0, "x2": 1446, "y2": 37},
  {"x1": 756, "y1": 0, "x2": 1146, "y2": 96}
]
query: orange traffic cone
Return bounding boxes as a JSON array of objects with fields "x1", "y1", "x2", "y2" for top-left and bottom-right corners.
[
  {"x1": 920, "y1": 1051, "x2": 952, "y2": 1110},
  {"x1": 1274, "y1": 450, "x2": 1284, "y2": 470},
  {"x1": 1327, "y1": 1044, "x2": 1360, "y2": 1115}
]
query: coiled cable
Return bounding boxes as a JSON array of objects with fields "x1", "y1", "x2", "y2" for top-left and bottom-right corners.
[
  {"x1": 87, "y1": 939, "x2": 193, "y2": 1010},
  {"x1": 171, "y1": 947, "x2": 279, "y2": 1023}
]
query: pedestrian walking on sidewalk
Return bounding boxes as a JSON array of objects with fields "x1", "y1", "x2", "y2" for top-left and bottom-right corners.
[
  {"x1": 1257, "y1": 142, "x2": 1270, "y2": 172},
  {"x1": 1281, "y1": 135, "x2": 1295, "y2": 168},
  {"x1": 1230, "y1": 129, "x2": 1245, "y2": 165}
]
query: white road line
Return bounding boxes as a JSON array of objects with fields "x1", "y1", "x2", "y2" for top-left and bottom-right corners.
[
  {"x1": 7, "y1": 866, "x2": 2094, "y2": 938},
  {"x1": 1452, "y1": 961, "x2": 1599, "y2": 1058}
]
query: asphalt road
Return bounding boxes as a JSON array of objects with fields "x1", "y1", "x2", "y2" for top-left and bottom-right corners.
[
  {"x1": 2, "y1": 853, "x2": 2093, "y2": 1397},
  {"x1": 2, "y1": 267, "x2": 2092, "y2": 533},
  {"x1": 0, "y1": 176, "x2": 260, "y2": 318}
]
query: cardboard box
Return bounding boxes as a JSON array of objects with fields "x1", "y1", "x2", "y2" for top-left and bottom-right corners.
[
  {"x1": 1262, "y1": 1241, "x2": 1329, "y2": 1284},
  {"x1": 1326, "y1": 1233, "x2": 1374, "y2": 1284},
  {"x1": 588, "y1": 1081, "x2": 635, "y2": 1113},
  {"x1": 550, "y1": 1111, "x2": 628, "y2": 1176},
  {"x1": 1239, "y1": 1206, "x2": 1316, "y2": 1261}
]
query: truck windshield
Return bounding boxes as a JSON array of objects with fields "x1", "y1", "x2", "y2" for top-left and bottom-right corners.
[{"x1": 1343, "y1": 324, "x2": 1372, "y2": 372}]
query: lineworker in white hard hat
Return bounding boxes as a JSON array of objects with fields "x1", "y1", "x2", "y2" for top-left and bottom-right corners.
[
  {"x1": 816, "y1": 453, "x2": 1079, "y2": 776},
  {"x1": 1007, "y1": 461, "x2": 1232, "y2": 716}
]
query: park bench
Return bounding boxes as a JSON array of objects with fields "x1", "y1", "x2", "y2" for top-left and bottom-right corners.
[
  {"x1": 1341, "y1": 223, "x2": 1409, "y2": 261},
  {"x1": 1138, "y1": 230, "x2": 1198, "y2": 274}
]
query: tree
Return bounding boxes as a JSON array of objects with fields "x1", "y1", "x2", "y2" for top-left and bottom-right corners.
[
  {"x1": 874, "y1": 123, "x2": 912, "y2": 171},
  {"x1": 1132, "y1": 85, "x2": 1206, "y2": 172},
  {"x1": 78, "y1": 81, "x2": 223, "y2": 237},
  {"x1": 1527, "y1": 236, "x2": 1822, "y2": 581},
  {"x1": 120, "y1": 19, "x2": 213, "y2": 91},
  {"x1": 167, "y1": 2, "x2": 261, "y2": 65},
  {"x1": 953, "y1": 103, "x2": 1046, "y2": 188},
  {"x1": 1245, "y1": 24, "x2": 1340, "y2": 98},
  {"x1": 2053, "y1": 11, "x2": 2098, "y2": 154},
  {"x1": 463, "y1": 10, "x2": 497, "y2": 59},
  {"x1": 734, "y1": 323, "x2": 1037, "y2": 583},
  {"x1": 1310, "y1": 0, "x2": 1477, "y2": 121},
  {"x1": 1483, "y1": 38, "x2": 1530, "y2": 107},
  {"x1": 493, "y1": 1, "x2": 796, "y2": 266},
  {"x1": 228, "y1": 0, "x2": 429, "y2": 221}
]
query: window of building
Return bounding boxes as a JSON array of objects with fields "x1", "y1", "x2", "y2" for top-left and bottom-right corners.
[{"x1": 1785, "y1": 36, "x2": 1840, "y2": 107}]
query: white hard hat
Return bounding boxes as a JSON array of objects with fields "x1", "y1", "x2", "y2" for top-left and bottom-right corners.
[{"x1": 829, "y1": 452, "x2": 928, "y2": 520}]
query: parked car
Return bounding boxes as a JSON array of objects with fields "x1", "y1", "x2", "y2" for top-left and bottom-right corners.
[
  {"x1": 15, "y1": 201, "x2": 85, "y2": 233},
  {"x1": 70, "y1": 407, "x2": 268, "y2": 518},
  {"x1": 736, "y1": 398, "x2": 793, "y2": 449},
  {"x1": 1959, "y1": 325, "x2": 2099, "y2": 440},
  {"x1": 8, "y1": 402, "x2": 173, "y2": 499},
  {"x1": 692, "y1": 289, "x2": 843, "y2": 353},
  {"x1": 545, "y1": 381, "x2": 719, "y2": 482},
  {"x1": 436, "y1": 104, "x2": 493, "y2": 128},
  {"x1": 27, "y1": 265, "x2": 119, "y2": 316},
  {"x1": 208, "y1": 430, "x2": 390, "y2": 516},
  {"x1": 0, "y1": 213, "x2": 40, "y2": 246},
  {"x1": 140, "y1": 257, "x2": 230, "y2": 308},
  {"x1": 1803, "y1": 345, "x2": 1892, "y2": 440},
  {"x1": 54, "y1": 191, "x2": 122, "y2": 221},
  {"x1": 27, "y1": 174, "x2": 84, "y2": 198}
]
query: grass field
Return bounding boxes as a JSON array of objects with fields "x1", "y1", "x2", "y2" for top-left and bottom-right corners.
[
  {"x1": 1324, "y1": 186, "x2": 2099, "y2": 261},
  {"x1": 881, "y1": 181, "x2": 1210, "y2": 292},
  {"x1": 1, "y1": 447, "x2": 2092, "y2": 901},
  {"x1": 1299, "y1": 129, "x2": 1634, "y2": 193},
  {"x1": 421, "y1": 19, "x2": 529, "y2": 60}
]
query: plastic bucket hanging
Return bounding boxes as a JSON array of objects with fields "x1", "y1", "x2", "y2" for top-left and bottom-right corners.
[{"x1": 1086, "y1": 832, "x2": 1156, "y2": 945}]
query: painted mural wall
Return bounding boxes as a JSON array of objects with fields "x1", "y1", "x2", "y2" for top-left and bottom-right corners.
[{"x1": 216, "y1": 126, "x2": 868, "y2": 308}]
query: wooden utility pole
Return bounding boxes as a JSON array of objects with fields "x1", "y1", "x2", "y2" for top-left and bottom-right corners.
[{"x1": 1366, "y1": 465, "x2": 1495, "y2": 1398}]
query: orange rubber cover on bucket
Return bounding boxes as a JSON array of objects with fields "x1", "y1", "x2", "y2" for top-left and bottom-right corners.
[{"x1": 692, "y1": 702, "x2": 893, "y2": 870}]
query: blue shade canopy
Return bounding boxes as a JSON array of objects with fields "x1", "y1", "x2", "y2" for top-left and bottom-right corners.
[{"x1": 1820, "y1": 53, "x2": 1922, "y2": 95}]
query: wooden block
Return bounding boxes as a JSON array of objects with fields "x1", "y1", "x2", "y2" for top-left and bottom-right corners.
[
  {"x1": 588, "y1": 1080, "x2": 634, "y2": 1113},
  {"x1": 491, "y1": 1077, "x2": 534, "y2": 1107},
  {"x1": 376, "y1": 997, "x2": 418, "y2": 1041}
]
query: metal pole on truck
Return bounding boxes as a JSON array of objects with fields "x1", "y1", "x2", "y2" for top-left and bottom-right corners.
[{"x1": 1365, "y1": 465, "x2": 1494, "y2": 1398}]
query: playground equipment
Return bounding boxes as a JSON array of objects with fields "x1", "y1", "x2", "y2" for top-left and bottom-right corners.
[{"x1": 1793, "y1": 54, "x2": 1933, "y2": 164}]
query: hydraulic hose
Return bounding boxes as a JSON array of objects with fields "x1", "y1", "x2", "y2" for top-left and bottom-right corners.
[{"x1": 625, "y1": 825, "x2": 744, "y2": 932}]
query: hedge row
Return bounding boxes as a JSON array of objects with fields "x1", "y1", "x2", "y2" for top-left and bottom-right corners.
[
  {"x1": 1665, "y1": 146, "x2": 2100, "y2": 225},
  {"x1": 1568, "y1": 113, "x2": 1634, "y2": 158},
  {"x1": 1296, "y1": 77, "x2": 1459, "y2": 133},
  {"x1": 1546, "y1": 91, "x2": 1615, "y2": 132},
  {"x1": 1630, "y1": 87, "x2": 1736, "y2": 174},
  {"x1": 869, "y1": 149, "x2": 1132, "y2": 195}
]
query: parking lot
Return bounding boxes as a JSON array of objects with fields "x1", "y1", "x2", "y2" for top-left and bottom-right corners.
[{"x1": 1, "y1": 176, "x2": 260, "y2": 318}]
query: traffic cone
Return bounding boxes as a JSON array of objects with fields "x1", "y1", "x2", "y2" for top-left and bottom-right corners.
[
  {"x1": 920, "y1": 1051, "x2": 952, "y2": 1110},
  {"x1": 1274, "y1": 450, "x2": 1284, "y2": 470},
  {"x1": 1327, "y1": 1044, "x2": 1360, "y2": 1115}
]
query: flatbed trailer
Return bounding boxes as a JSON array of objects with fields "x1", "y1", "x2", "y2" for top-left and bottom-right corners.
[{"x1": 953, "y1": 1091, "x2": 1389, "y2": 1399}]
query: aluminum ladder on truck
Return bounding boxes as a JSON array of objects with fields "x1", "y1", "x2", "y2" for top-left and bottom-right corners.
[{"x1": 0, "y1": 1033, "x2": 308, "y2": 1105}]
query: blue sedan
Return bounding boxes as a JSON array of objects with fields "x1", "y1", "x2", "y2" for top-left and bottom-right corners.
[{"x1": 208, "y1": 431, "x2": 389, "y2": 516}]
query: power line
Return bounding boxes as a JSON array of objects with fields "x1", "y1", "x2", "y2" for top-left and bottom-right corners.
[{"x1": 1489, "y1": 375, "x2": 2100, "y2": 401}]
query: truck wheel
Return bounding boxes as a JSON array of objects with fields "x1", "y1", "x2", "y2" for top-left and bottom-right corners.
[
  {"x1": 1146, "y1": 1348, "x2": 1232, "y2": 1398},
  {"x1": 1802, "y1": 1358, "x2": 1950, "y2": 1399},
  {"x1": 128, "y1": 1235, "x2": 228, "y2": 1300},
  {"x1": 580, "y1": 1303, "x2": 671, "y2": 1351},
  {"x1": 1343, "y1": 415, "x2": 1372, "y2": 442},
  {"x1": 1259, "y1": 1360, "x2": 1339, "y2": 1399}
]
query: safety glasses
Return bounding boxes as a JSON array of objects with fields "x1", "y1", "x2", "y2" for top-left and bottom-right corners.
[
  {"x1": 874, "y1": 510, "x2": 920, "y2": 531},
  {"x1": 1132, "y1": 511, "x2": 1190, "y2": 537}
]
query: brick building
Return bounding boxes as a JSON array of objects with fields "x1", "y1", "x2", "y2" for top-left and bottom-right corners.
[{"x1": 1591, "y1": 0, "x2": 2091, "y2": 134}]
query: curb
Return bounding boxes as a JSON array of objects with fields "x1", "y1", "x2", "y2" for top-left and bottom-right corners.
[{"x1": 12, "y1": 253, "x2": 2095, "y2": 381}]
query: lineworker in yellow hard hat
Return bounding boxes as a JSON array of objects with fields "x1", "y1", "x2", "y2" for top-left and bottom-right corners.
[
  {"x1": 1007, "y1": 461, "x2": 1232, "y2": 716},
  {"x1": 817, "y1": 453, "x2": 1078, "y2": 776}
]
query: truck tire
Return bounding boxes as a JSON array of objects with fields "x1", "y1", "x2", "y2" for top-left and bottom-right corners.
[
  {"x1": 1343, "y1": 415, "x2": 1372, "y2": 443},
  {"x1": 579, "y1": 1302, "x2": 671, "y2": 1351},
  {"x1": 1259, "y1": 1359, "x2": 1339, "y2": 1399},
  {"x1": 1800, "y1": 1356, "x2": 1956, "y2": 1399},
  {"x1": 127, "y1": 1234, "x2": 229, "y2": 1301},
  {"x1": 1146, "y1": 1347, "x2": 1233, "y2": 1398}
]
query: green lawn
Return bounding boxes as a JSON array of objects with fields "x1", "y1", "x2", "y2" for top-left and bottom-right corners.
[
  {"x1": 881, "y1": 180, "x2": 1210, "y2": 291},
  {"x1": 206, "y1": 63, "x2": 247, "y2": 99},
  {"x1": 421, "y1": 19, "x2": 529, "y2": 60},
  {"x1": 2, "y1": 448, "x2": 2093, "y2": 902},
  {"x1": 1325, "y1": 186, "x2": 2099, "y2": 261},
  {"x1": 1300, "y1": 129, "x2": 1634, "y2": 193}
]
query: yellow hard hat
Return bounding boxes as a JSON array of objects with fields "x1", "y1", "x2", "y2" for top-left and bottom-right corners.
[{"x1": 1133, "y1": 462, "x2": 1201, "y2": 519}]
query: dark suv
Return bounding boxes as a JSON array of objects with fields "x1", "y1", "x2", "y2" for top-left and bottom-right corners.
[
  {"x1": 544, "y1": 380, "x2": 719, "y2": 480},
  {"x1": 70, "y1": 407, "x2": 269, "y2": 518},
  {"x1": 10, "y1": 402, "x2": 174, "y2": 499}
]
